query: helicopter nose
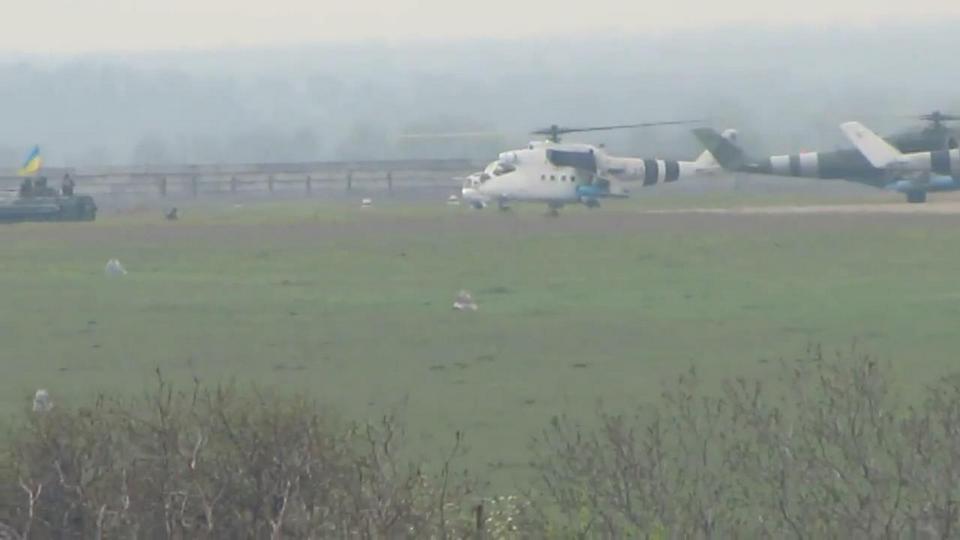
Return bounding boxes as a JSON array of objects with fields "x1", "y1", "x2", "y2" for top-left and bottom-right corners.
[{"x1": 461, "y1": 186, "x2": 488, "y2": 208}]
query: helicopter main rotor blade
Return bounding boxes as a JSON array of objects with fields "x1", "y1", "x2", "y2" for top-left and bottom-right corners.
[
  {"x1": 531, "y1": 120, "x2": 706, "y2": 137},
  {"x1": 921, "y1": 114, "x2": 960, "y2": 122},
  {"x1": 397, "y1": 131, "x2": 504, "y2": 140},
  {"x1": 897, "y1": 112, "x2": 960, "y2": 122}
]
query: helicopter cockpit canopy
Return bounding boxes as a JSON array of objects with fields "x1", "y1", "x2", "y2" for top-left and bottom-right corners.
[
  {"x1": 461, "y1": 170, "x2": 489, "y2": 188},
  {"x1": 461, "y1": 160, "x2": 514, "y2": 189},
  {"x1": 498, "y1": 151, "x2": 519, "y2": 164},
  {"x1": 484, "y1": 160, "x2": 516, "y2": 177}
]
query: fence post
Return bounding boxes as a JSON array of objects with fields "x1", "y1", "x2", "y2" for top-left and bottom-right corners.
[
  {"x1": 305, "y1": 175, "x2": 312, "y2": 195},
  {"x1": 346, "y1": 171, "x2": 353, "y2": 191},
  {"x1": 267, "y1": 175, "x2": 275, "y2": 193},
  {"x1": 158, "y1": 176, "x2": 167, "y2": 197},
  {"x1": 230, "y1": 176, "x2": 238, "y2": 194},
  {"x1": 386, "y1": 171, "x2": 393, "y2": 193},
  {"x1": 474, "y1": 503, "x2": 484, "y2": 539},
  {"x1": 190, "y1": 176, "x2": 198, "y2": 198}
]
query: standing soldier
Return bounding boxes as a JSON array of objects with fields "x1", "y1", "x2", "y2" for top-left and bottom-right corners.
[
  {"x1": 19, "y1": 177, "x2": 33, "y2": 198},
  {"x1": 34, "y1": 176, "x2": 50, "y2": 196},
  {"x1": 62, "y1": 173, "x2": 75, "y2": 196}
]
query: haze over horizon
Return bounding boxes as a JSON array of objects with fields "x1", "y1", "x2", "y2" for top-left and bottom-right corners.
[
  {"x1": 5, "y1": 0, "x2": 960, "y2": 54},
  {"x1": 1, "y1": 15, "x2": 959, "y2": 167}
]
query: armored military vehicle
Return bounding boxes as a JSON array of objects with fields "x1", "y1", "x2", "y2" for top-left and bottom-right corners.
[
  {"x1": 0, "y1": 193, "x2": 97, "y2": 223},
  {"x1": 0, "y1": 177, "x2": 96, "y2": 223}
]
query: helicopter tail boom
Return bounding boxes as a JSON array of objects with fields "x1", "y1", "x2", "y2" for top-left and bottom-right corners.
[{"x1": 692, "y1": 128, "x2": 751, "y2": 171}]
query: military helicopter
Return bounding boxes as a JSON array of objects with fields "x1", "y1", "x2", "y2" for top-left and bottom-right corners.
[
  {"x1": 885, "y1": 111, "x2": 960, "y2": 153},
  {"x1": 457, "y1": 121, "x2": 725, "y2": 215},
  {"x1": 839, "y1": 120, "x2": 960, "y2": 200},
  {"x1": 692, "y1": 111, "x2": 960, "y2": 203}
]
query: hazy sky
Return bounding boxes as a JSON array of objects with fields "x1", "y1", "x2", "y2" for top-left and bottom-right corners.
[{"x1": 7, "y1": 0, "x2": 960, "y2": 53}]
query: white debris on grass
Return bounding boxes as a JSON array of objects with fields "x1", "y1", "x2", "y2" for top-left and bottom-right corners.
[
  {"x1": 361, "y1": 198, "x2": 373, "y2": 208},
  {"x1": 447, "y1": 195, "x2": 460, "y2": 206},
  {"x1": 33, "y1": 389, "x2": 52, "y2": 412},
  {"x1": 105, "y1": 258, "x2": 127, "y2": 277},
  {"x1": 453, "y1": 290, "x2": 478, "y2": 311}
]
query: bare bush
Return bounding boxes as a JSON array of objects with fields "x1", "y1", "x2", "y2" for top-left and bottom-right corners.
[
  {"x1": 531, "y1": 347, "x2": 960, "y2": 538},
  {"x1": 4, "y1": 371, "x2": 481, "y2": 539},
  {"x1": 9, "y1": 348, "x2": 960, "y2": 538}
]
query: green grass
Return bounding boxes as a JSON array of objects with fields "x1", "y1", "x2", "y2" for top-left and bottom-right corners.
[{"x1": 2, "y1": 196, "x2": 959, "y2": 488}]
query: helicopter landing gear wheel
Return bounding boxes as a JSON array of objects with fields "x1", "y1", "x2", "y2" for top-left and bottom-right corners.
[
  {"x1": 497, "y1": 198, "x2": 511, "y2": 212},
  {"x1": 546, "y1": 203, "x2": 562, "y2": 217}
]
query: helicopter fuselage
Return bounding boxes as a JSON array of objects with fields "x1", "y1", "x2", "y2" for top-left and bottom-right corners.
[{"x1": 460, "y1": 141, "x2": 717, "y2": 209}]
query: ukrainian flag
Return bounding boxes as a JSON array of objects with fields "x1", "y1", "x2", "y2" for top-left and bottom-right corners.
[{"x1": 18, "y1": 145, "x2": 41, "y2": 176}]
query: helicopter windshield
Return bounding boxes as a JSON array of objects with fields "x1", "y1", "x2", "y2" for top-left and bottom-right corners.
[
  {"x1": 494, "y1": 163, "x2": 515, "y2": 176},
  {"x1": 485, "y1": 161, "x2": 516, "y2": 177},
  {"x1": 461, "y1": 171, "x2": 491, "y2": 188}
]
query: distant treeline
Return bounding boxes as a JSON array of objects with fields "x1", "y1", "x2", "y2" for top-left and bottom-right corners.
[
  {"x1": 2, "y1": 22, "x2": 960, "y2": 168},
  {"x1": 3, "y1": 348, "x2": 960, "y2": 538}
]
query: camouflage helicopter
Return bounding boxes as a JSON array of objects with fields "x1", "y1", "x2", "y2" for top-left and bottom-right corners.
[
  {"x1": 885, "y1": 111, "x2": 960, "y2": 152},
  {"x1": 693, "y1": 111, "x2": 960, "y2": 203}
]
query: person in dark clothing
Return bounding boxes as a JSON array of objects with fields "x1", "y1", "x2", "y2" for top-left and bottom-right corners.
[
  {"x1": 62, "y1": 174, "x2": 75, "y2": 196},
  {"x1": 34, "y1": 176, "x2": 51, "y2": 196},
  {"x1": 19, "y1": 177, "x2": 33, "y2": 198}
]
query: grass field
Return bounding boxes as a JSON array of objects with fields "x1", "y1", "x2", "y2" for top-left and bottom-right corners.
[{"x1": 4, "y1": 193, "x2": 960, "y2": 488}]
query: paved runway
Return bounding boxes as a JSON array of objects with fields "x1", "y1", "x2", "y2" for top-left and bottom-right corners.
[{"x1": 642, "y1": 201, "x2": 960, "y2": 215}]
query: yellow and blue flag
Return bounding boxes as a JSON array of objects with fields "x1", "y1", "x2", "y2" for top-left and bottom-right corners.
[{"x1": 18, "y1": 145, "x2": 41, "y2": 176}]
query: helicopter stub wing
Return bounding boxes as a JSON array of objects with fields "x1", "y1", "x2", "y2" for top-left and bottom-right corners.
[
  {"x1": 545, "y1": 147, "x2": 632, "y2": 198},
  {"x1": 574, "y1": 175, "x2": 631, "y2": 200},
  {"x1": 602, "y1": 176, "x2": 630, "y2": 197}
]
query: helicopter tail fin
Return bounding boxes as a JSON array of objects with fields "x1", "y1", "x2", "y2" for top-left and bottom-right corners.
[
  {"x1": 693, "y1": 149, "x2": 718, "y2": 169},
  {"x1": 840, "y1": 121, "x2": 905, "y2": 169},
  {"x1": 692, "y1": 128, "x2": 748, "y2": 170}
]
